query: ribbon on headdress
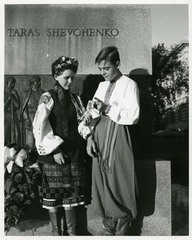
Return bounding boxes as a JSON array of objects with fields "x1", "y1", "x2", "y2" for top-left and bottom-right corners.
[
  {"x1": 29, "y1": 162, "x2": 41, "y2": 173},
  {"x1": 4, "y1": 147, "x2": 27, "y2": 173}
]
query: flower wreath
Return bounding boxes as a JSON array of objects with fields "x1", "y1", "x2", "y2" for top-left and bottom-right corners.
[
  {"x1": 4, "y1": 148, "x2": 42, "y2": 232},
  {"x1": 54, "y1": 56, "x2": 78, "y2": 72}
]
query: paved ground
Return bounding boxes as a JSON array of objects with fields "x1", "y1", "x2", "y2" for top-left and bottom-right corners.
[
  {"x1": 5, "y1": 183, "x2": 189, "y2": 236},
  {"x1": 5, "y1": 204, "x2": 104, "y2": 236}
]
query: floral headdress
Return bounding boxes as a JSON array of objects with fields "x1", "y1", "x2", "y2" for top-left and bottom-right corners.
[{"x1": 52, "y1": 56, "x2": 79, "y2": 77}]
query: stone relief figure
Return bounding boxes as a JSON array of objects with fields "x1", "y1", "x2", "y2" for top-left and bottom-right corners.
[
  {"x1": 4, "y1": 77, "x2": 21, "y2": 149},
  {"x1": 21, "y1": 76, "x2": 45, "y2": 149}
]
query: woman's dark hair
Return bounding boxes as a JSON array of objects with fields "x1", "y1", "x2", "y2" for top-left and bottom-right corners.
[
  {"x1": 52, "y1": 56, "x2": 79, "y2": 78},
  {"x1": 95, "y1": 46, "x2": 120, "y2": 65}
]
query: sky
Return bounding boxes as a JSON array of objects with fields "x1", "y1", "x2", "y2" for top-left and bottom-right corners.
[{"x1": 151, "y1": 4, "x2": 189, "y2": 48}]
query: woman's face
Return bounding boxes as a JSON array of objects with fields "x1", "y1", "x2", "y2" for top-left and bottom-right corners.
[
  {"x1": 55, "y1": 69, "x2": 76, "y2": 90},
  {"x1": 97, "y1": 60, "x2": 119, "y2": 81}
]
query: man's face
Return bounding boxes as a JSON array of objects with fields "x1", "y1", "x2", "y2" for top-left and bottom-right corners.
[{"x1": 97, "y1": 60, "x2": 119, "y2": 81}]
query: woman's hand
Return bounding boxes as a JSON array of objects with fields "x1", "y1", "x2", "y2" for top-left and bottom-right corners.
[
  {"x1": 86, "y1": 135, "x2": 97, "y2": 157},
  {"x1": 53, "y1": 152, "x2": 65, "y2": 165},
  {"x1": 82, "y1": 111, "x2": 93, "y2": 125}
]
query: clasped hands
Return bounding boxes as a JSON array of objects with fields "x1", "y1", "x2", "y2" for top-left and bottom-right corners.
[
  {"x1": 93, "y1": 97, "x2": 109, "y2": 114},
  {"x1": 81, "y1": 97, "x2": 109, "y2": 125}
]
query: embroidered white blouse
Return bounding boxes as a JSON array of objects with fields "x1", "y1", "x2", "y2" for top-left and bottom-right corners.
[
  {"x1": 32, "y1": 92, "x2": 64, "y2": 155},
  {"x1": 93, "y1": 75, "x2": 140, "y2": 125}
]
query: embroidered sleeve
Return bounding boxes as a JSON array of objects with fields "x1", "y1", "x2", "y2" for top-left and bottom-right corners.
[{"x1": 32, "y1": 92, "x2": 64, "y2": 155}]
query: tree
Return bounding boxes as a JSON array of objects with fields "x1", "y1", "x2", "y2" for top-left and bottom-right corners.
[{"x1": 152, "y1": 43, "x2": 189, "y2": 132}]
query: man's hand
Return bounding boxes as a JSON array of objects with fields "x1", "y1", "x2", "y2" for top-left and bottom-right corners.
[
  {"x1": 86, "y1": 135, "x2": 97, "y2": 157},
  {"x1": 94, "y1": 97, "x2": 109, "y2": 113}
]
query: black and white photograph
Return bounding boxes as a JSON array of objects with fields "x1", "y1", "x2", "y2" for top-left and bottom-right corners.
[{"x1": 2, "y1": 0, "x2": 190, "y2": 237}]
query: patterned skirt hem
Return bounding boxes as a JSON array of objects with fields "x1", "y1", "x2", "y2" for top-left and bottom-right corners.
[{"x1": 42, "y1": 201, "x2": 85, "y2": 209}]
